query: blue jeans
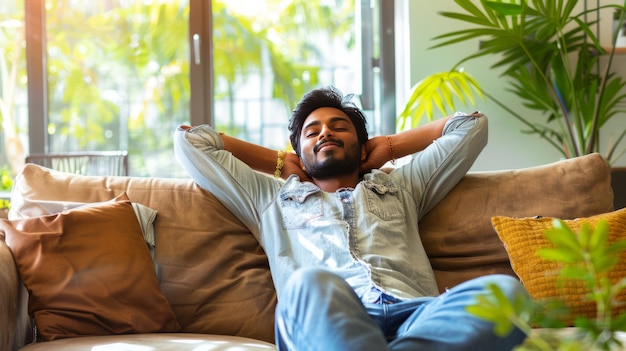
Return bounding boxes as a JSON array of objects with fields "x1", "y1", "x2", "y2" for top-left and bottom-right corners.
[{"x1": 275, "y1": 268, "x2": 528, "y2": 351}]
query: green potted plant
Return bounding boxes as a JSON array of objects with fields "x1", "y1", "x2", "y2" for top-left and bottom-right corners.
[
  {"x1": 399, "y1": 0, "x2": 626, "y2": 166},
  {"x1": 471, "y1": 218, "x2": 626, "y2": 350}
]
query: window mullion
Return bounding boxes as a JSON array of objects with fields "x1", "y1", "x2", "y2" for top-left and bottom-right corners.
[
  {"x1": 25, "y1": 0, "x2": 48, "y2": 154},
  {"x1": 189, "y1": 0, "x2": 214, "y2": 127},
  {"x1": 379, "y1": 0, "x2": 396, "y2": 135}
]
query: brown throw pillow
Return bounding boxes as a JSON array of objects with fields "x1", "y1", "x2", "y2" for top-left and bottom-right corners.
[
  {"x1": 491, "y1": 208, "x2": 626, "y2": 324},
  {"x1": 0, "y1": 193, "x2": 180, "y2": 341}
]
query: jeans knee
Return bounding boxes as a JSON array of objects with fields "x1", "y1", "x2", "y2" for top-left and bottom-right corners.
[
  {"x1": 283, "y1": 267, "x2": 330, "y2": 296},
  {"x1": 277, "y1": 267, "x2": 359, "y2": 328},
  {"x1": 473, "y1": 274, "x2": 528, "y2": 300},
  {"x1": 280, "y1": 267, "x2": 342, "y2": 305}
]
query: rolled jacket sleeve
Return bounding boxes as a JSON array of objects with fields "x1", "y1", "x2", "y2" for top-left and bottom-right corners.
[
  {"x1": 391, "y1": 112, "x2": 488, "y2": 218},
  {"x1": 173, "y1": 125, "x2": 281, "y2": 239}
]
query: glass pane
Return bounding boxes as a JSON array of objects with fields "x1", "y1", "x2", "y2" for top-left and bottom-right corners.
[
  {"x1": 212, "y1": 0, "x2": 367, "y2": 151},
  {"x1": 0, "y1": 0, "x2": 27, "y2": 180},
  {"x1": 45, "y1": 1, "x2": 190, "y2": 177}
]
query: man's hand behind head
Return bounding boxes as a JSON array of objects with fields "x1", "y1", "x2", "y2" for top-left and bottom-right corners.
[
  {"x1": 282, "y1": 152, "x2": 312, "y2": 182},
  {"x1": 359, "y1": 136, "x2": 392, "y2": 174}
]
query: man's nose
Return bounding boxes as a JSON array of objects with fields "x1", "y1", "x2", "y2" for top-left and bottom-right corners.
[{"x1": 319, "y1": 125, "x2": 334, "y2": 139}]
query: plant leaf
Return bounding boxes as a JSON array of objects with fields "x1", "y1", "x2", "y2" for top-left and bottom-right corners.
[{"x1": 398, "y1": 70, "x2": 483, "y2": 129}]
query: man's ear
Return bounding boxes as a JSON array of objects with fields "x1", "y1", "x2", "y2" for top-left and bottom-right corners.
[{"x1": 360, "y1": 144, "x2": 367, "y2": 162}]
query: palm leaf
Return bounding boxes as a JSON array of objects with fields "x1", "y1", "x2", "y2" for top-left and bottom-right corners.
[
  {"x1": 398, "y1": 70, "x2": 483, "y2": 130},
  {"x1": 406, "y1": 0, "x2": 626, "y2": 163}
]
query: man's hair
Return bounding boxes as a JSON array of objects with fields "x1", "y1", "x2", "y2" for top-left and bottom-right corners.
[{"x1": 288, "y1": 86, "x2": 369, "y2": 156}]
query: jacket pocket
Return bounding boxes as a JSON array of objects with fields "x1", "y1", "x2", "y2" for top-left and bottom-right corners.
[
  {"x1": 280, "y1": 191, "x2": 323, "y2": 230},
  {"x1": 363, "y1": 181, "x2": 404, "y2": 221}
]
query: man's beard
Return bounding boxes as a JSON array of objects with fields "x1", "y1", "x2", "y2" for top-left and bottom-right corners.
[{"x1": 303, "y1": 143, "x2": 361, "y2": 180}]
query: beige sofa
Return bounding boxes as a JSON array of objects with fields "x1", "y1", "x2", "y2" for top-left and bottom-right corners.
[{"x1": 0, "y1": 153, "x2": 614, "y2": 351}]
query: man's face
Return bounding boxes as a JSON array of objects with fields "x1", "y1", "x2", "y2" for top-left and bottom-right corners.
[{"x1": 299, "y1": 107, "x2": 365, "y2": 179}]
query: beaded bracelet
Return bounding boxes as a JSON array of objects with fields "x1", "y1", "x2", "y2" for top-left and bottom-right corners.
[
  {"x1": 386, "y1": 136, "x2": 396, "y2": 165},
  {"x1": 274, "y1": 150, "x2": 285, "y2": 178}
]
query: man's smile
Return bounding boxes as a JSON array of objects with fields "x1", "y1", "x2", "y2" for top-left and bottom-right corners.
[{"x1": 314, "y1": 140, "x2": 343, "y2": 153}]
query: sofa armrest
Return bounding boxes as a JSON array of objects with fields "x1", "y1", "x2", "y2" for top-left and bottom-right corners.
[{"x1": 0, "y1": 240, "x2": 19, "y2": 351}]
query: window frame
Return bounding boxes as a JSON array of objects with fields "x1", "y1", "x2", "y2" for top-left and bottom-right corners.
[{"x1": 23, "y1": 0, "x2": 398, "y2": 160}]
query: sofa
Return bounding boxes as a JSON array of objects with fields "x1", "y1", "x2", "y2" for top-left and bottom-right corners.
[{"x1": 0, "y1": 153, "x2": 614, "y2": 351}]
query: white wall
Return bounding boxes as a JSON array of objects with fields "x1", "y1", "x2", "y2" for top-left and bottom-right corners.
[{"x1": 404, "y1": 0, "x2": 626, "y2": 171}]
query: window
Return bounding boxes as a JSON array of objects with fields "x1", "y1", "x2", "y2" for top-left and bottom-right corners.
[
  {"x1": 29, "y1": 0, "x2": 192, "y2": 177},
  {"x1": 0, "y1": 0, "x2": 27, "y2": 177},
  {"x1": 1, "y1": 0, "x2": 397, "y2": 178}
]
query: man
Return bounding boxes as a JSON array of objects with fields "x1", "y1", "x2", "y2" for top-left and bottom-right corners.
[{"x1": 174, "y1": 86, "x2": 528, "y2": 350}]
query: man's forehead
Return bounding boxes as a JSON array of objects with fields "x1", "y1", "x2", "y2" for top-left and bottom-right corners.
[{"x1": 303, "y1": 107, "x2": 351, "y2": 127}]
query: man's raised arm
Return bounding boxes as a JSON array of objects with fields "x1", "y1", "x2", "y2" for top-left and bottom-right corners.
[
  {"x1": 179, "y1": 125, "x2": 306, "y2": 180},
  {"x1": 360, "y1": 115, "x2": 457, "y2": 172}
]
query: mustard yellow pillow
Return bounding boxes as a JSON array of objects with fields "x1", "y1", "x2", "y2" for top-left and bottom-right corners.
[{"x1": 492, "y1": 207, "x2": 626, "y2": 324}]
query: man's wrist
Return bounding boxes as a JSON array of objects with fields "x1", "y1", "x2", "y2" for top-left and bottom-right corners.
[
  {"x1": 386, "y1": 136, "x2": 396, "y2": 165},
  {"x1": 274, "y1": 150, "x2": 285, "y2": 178}
]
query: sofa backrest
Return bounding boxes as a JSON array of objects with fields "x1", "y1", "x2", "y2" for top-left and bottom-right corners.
[
  {"x1": 6, "y1": 153, "x2": 614, "y2": 347},
  {"x1": 9, "y1": 164, "x2": 277, "y2": 346},
  {"x1": 419, "y1": 153, "x2": 614, "y2": 292}
]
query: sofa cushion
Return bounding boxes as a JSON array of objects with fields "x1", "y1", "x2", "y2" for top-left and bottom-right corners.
[
  {"x1": 17, "y1": 333, "x2": 277, "y2": 351},
  {"x1": 492, "y1": 207, "x2": 626, "y2": 324},
  {"x1": 418, "y1": 153, "x2": 614, "y2": 293},
  {"x1": 11, "y1": 164, "x2": 277, "y2": 344},
  {"x1": 0, "y1": 193, "x2": 180, "y2": 341}
]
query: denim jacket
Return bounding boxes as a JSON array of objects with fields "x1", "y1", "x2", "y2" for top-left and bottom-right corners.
[{"x1": 173, "y1": 112, "x2": 487, "y2": 302}]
